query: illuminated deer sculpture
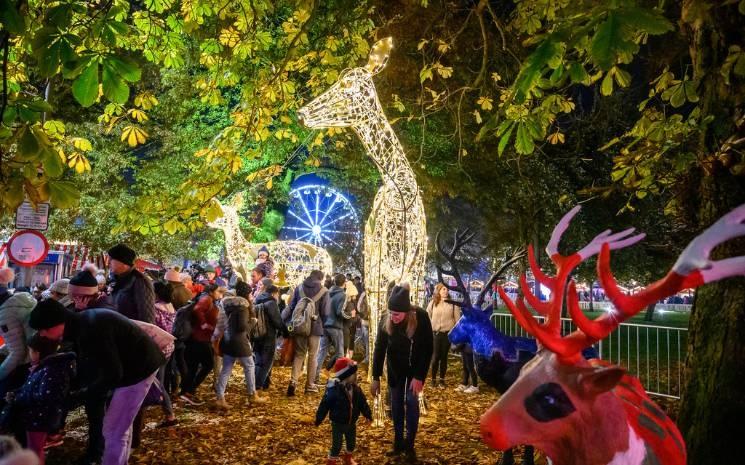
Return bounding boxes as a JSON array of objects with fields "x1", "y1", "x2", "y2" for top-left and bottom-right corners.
[
  {"x1": 208, "y1": 195, "x2": 333, "y2": 285},
  {"x1": 480, "y1": 204, "x2": 745, "y2": 465},
  {"x1": 298, "y1": 37, "x2": 427, "y2": 363}
]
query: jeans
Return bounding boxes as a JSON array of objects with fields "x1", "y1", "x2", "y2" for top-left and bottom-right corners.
[
  {"x1": 290, "y1": 335, "x2": 321, "y2": 386},
  {"x1": 330, "y1": 422, "x2": 356, "y2": 457},
  {"x1": 253, "y1": 337, "x2": 276, "y2": 390},
  {"x1": 215, "y1": 355, "x2": 256, "y2": 398},
  {"x1": 430, "y1": 332, "x2": 451, "y2": 381},
  {"x1": 172, "y1": 345, "x2": 187, "y2": 391},
  {"x1": 360, "y1": 323, "x2": 369, "y2": 362},
  {"x1": 315, "y1": 327, "x2": 344, "y2": 383},
  {"x1": 181, "y1": 339, "x2": 214, "y2": 395},
  {"x1": 156, "y1": 365, "x2": 174, "y2": 416},
  {"x1": 84, "y1": 394, "x2": 107, "y2": 461},
  {"x1": 390, "y1": 379, "x2": 420, "y2": 451},
  {"x1": 461, "y1": 351, "x2": 478, "y2": 387},
  {"x1": 102, "y1": 371, "x2": 157, "y2": 465}
]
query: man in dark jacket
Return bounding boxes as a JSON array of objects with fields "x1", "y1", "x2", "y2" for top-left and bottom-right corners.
[
  {"x1": 108, "y1": 244, "x2": 155, "y2": 323},
  {"x1": 29, "y1": 299, "x2": 165, "y2": 465},
  {"x1": 314, "y1": 274, "x2": 347, "y2": 385},
  {"x1": 253, "y1": 280, "x2": 289, "y2": 391},
  {"x1": 371, "y1": 284, "x2": 433, "y2": 461},
  {"x1": 285, "y1": 270, "x2": 328, "y2": 396}
]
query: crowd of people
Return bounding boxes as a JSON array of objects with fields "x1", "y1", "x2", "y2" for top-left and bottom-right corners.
[{"x1": 0, "y1": 243, "x2": 481, "y2": 465}]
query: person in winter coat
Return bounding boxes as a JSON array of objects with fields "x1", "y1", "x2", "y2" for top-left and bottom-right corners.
[
  {"x1": 315, "y1": 358, "x2": 371, "y2": 465},
  {"x1": 164, "y1": 268, "x2": 191, "y2": 311},
  {"x1": 5, "y1": 334, "x2": 75, "y2": 465},
  {"x1": 29, "y1": 299, "x2": 164, "y2": 465},
  {"x1": 285, "y1": 270, "x2": 329, "y2": 397},
  {"x1": 179, "y1": 283, "x2": 222, "y2": 405},
  {"x1": 108, "y1": 244, "x2": 155, "y2": 323},
  {"x1": 253, "y1": 281, "x2": 289, "y2": 392},
  {"x1": 47, "y1": 280, "x2": 71, "y2": 309},
  {"x1": 426, "y1": 283, "x2": 461, "y2": 387},
  {"x1": 0, "y1": 268, "x2": 35, "y2": 398},
  {"x1": 314, "y1": 275, "x2": 347, "y2": 386},
  {"x1": 213, "y1": 296, "x2": 266, "y2": 409},
  {"x1": 68, "y1": 266, "x2": 114, "y2": 312},
  {"x1": 356, "y1": 288, "x2": 370, "y2": 364},
  {"x1": 371, "y1": 284, "x2": 433, "y2": 462},
  {"x1": 151, "y1": 282, "x2": 177, "y2": 427}
]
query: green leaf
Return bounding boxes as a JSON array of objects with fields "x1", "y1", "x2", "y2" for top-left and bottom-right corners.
[
  {"x1": 41, "y1": 146, "x2": 65, "y2": 178},
  {"x1": 497, "y1": 124, "x2": 514, "y2": 156},
  {"x1": 514, "y1": 38, "x2": 560, "y2": 103},
  {"x1": 549, "y1": 64, "x2": 564, "y2": 85},
  {"x1": 740, "y1": 0, "x2": 745, "y2": 15},
  {"x1": 48, "y1": 180, "x2": 80, "y2": 208},
  {"x1": 105, "y1": 56, "x2": 141, "y2": 82},
  {"x1": 668, "y1": 84, "x2": 686, "y2": 107},
  {"x1": 591, "y1": 13, "x2": 620, "y2": 70},
  {"x1": 102, "y1": 62, "x2": 130, "y2": 104},
  {"x1": 24, "y1": 99, "x2": 53, "y2": 113},
  {"x1": 568, "y1": 62, "x2": 589, "y2": 84},
  {"x1": 613, "y1": 67, "x2": 631, "y2": 87},
  {"x1": 17, "y1": 126, "x2": 41, "y2": 160},
  {"x1": 47, "y1": 4, "x2": 73, "y2": 28},
  {"x1": 683, "y1": 80, "x2": 699, "y2": 103},
  {"x1": 515, "y1": 122, "x2": 535, "y2": 155},
  {"x1": 601, "y1": 71, "x2": 614, "y2": 96},
  {"x1": 0, "y1": 0, "x2": 25, "y2": 34},
  {"x1": 72, "y1": 62, "x2": 100, "y2": 107},
  {"x1": 617, "y1": 7, "x2": 674, "y2": 35}
]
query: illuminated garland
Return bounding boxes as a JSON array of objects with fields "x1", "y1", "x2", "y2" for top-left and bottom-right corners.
[
  {"x1": 209, "y1": 196, "x2": 333, "y2": 286},
  {"x1": 298, "y1": 37, "x2": 428, "y2": 376}
]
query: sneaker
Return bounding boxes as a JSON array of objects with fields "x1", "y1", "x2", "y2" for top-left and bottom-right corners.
[
  {"x1": 179, "y1": 393, "x2": 204, "y2": 406},
  {"x1": 438, "y1": 379, "x2": 445, "y2": 389},
  {"x1": 385, "y1": 446, "x2": 404, "y2": 457},
  {"x1": 44, "y1": 435, "x2": 64, "y2": 450},
  {"x1": 249, "y1": 393, "x2": 268, "y2": 403},
  {"x1": 156, "y1": 418, "x2": 178, "y2": 428},
  {"x1": 464, "y1": 385, "x2": 479, "y2": 394},
  {"x1": 305, "y1": 384, "x2": 319, "y2": 393},
  {"x1": 286, "y1": 383, "x2": 296, "y2": 397},
  {"x1": 455, "y1": 384, "x2": 468, "y2": 392}
]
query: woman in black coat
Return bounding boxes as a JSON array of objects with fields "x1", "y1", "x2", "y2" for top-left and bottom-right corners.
[
  {"x1": 371, "y1": 285, "x2": 433, "y2": 462},
  {"x1": 253, "y1": 283, "x2": 289, "y2": 391}
]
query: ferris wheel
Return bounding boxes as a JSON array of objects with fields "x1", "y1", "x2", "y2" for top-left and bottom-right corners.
[{"x1": 281, "y1": 184, "x2": 360, "y2": 251}]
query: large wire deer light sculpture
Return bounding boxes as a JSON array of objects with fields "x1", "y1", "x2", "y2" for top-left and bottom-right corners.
[
  {"x1": 298, "y1": 37, "x2": 428, "y2": 370},
  {"x1": 208, "y1": 195, "x2": 333, "y2": 285}
]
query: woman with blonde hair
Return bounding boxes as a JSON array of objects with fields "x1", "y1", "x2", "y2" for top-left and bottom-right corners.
[{"x1": 426, "y1": 283, "x2": 461, "y2": 388}]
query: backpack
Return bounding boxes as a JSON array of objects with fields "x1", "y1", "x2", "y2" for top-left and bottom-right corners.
[
  {"x1": 172, "y1": 300, "x2": 196, "y2": 341},
  {"x1": 341, "y1": 294, "x2": 356, "y2": 320},
  {"x1": 289, "y1": 287, "x2": 326, "y2": 337},
  {"x1": 251, "y1": 302, "x2": 268, "y2": 339}
]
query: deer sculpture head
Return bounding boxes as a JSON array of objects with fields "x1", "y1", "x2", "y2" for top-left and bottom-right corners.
[
  {"x1": 297, "y1": 37, "x2": 393, "y2": 129},
  {"x1": 480, "y1": 204, "x2": 745, "y2": 465},
  {"x1": 206, "y1": 193, "x2": 244, "y2": 231}
]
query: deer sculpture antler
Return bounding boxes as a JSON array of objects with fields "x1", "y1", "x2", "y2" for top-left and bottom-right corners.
[
  {"x1": 435, "y1": 228, "x2": 476, "y2": 307},
  {"x1": 499, "y1": 204, "x2": 745, "y2": 363},
  {"x1": 475, "y1": 247, "x2": 526, "y2": 308}
]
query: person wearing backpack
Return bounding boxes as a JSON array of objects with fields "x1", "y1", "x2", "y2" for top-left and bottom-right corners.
[
  {"x1": 253, "y1": 280, "x2": 288, "y2": 393},
  {"x1": 313, "y1": 274, "x2": 347, "y2": 387},
  {"x1": 212, "y1": 296, "x2": 266, "y2": 410},
  {"x1": 285, "y1": 270, "x2": 328, "y2": 397}
]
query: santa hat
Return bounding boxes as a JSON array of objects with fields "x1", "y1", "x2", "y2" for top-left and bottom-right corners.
[
  {"x1": 332, "y1": 357, "x2": 358, "y2": 381},
  {"x1": 68, "y1": 264, "x2": 99, "y2": 296},
  {"x1": 164, "y1": 268, "x2": 181, "y2": 282},
  {"x1": 0, "y1": 267, "x2": 15, "y2": 285}
]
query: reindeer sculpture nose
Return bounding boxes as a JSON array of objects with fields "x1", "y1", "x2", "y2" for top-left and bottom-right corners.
[{"x1": 480, "y1": 411, "x2": 511, "y2": 450}]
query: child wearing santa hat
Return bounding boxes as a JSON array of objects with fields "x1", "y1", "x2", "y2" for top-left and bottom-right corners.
[{"x1": 315, "y1": 357, "x2": 372, "y2": 465}]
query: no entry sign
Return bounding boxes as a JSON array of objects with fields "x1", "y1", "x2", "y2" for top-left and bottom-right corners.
[{"x1": 7, "y1": 230, "x2": 50, "y2": 267}]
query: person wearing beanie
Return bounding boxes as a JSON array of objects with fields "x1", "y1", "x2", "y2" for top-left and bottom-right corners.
[
  {"x1": 0, "y1": 268, "x2": 36, "y2": 394},
  {"x1": 95, "y1": 273, "x2": 107, "y2": 293},
  {"x1": 255, "y1": 246, "x2": 275, "y2": 280},
  {"x1": 252, "y1": 280, "x2": 289, "y2": 392},
  {"x1": 164, "y1": 268, "x2": 191, "y2": 310},
  {"x1": 29, "y1": 299, "x2": 164, "y2": 465},
  {"x1": 68, "y1": 265, "x2": 113, "y2": 312},
  {"x1": 212, "y1": 296, "x2": 266, "y2": 410},
  {"x1": 315, "y1": 357, "x2": 372, "y2": 465},
  {"x1": 371, "y1": 284, "x2": 433, "y2": 461},
  {"x1": 107, "y1": 245, "x2": 155, "y2": 323}
]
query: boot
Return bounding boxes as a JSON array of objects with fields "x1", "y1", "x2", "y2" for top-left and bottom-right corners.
[
  {"x1": 287, "y1": 383, "x2": 296, "y2": 397},
  {"x1": 341, "y1": 451, "x2": 357, "y2": 465},
  {"x1": 249, "y1": 393, "x2": 268, "y2": 403},
  {"x1": 214, "y1": 398, "x2": 229, "y2": 410},
  {"x1": 326, "y1": 457, "x2": 341, "y2": 465}
]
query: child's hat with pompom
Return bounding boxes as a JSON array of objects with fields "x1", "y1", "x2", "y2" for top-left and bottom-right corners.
[
  {"x1": 333, "y1": 357, "x2": 358, "y2": 381},
  {"x1": 0, "y1": 267, "x2": 15, "y2": 285}
]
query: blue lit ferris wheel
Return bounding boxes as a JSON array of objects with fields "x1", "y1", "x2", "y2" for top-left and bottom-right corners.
[{"x1": 281, "y1": 184, "x2": 361, "y2": 250}]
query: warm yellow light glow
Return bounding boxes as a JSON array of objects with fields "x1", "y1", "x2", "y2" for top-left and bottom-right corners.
[
  {"x1": 209, "y1": 197, "x2": 333, "y2": 285},
  {"x1": 298, "y1": 37, "x2": 428, "y2": 387}
]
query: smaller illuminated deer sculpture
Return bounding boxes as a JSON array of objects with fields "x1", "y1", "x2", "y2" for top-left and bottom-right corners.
[{"x1": 480, "y1": 204, "x2": 745, "y2": 465}]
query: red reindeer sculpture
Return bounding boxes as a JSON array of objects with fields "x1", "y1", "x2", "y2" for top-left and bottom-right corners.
[{"x1": 480, "y1": 204, "x2": 745, "y2": 465}]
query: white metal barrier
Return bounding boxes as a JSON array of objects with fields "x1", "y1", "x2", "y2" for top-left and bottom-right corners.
[
  {"x1": 576, "y1": 301, "x2": 692, "y2": 313},
  {"x1": 490, "y1": 313, "x2": 687, "y2": 399}
]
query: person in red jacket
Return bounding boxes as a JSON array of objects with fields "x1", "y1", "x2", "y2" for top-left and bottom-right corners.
[{"x1": 178, "y1": 283, "x2": 223, "y2": 405}]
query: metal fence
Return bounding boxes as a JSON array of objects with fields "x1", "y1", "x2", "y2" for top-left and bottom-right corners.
[
  {"x1": 490, "y1": 313, "x2": 688, "y2": 399},
  {"x1": 576, "y1": 301, "x2": 692, "y2": 313}
]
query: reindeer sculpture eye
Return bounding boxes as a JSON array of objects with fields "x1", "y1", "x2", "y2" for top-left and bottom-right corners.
[{"x1": 524, "y1": 382, "x2": 576, "y2": 422}]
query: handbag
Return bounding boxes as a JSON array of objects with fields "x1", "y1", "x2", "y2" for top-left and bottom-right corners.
[
  {"x1": 142, "y1": 378, "x2": 165, "y2": 407},
  {"x1": 279, "y1": 337, "x2": 295, "y2": 367}
]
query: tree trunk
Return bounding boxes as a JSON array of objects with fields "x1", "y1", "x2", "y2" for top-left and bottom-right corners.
[
  {"x1": 678, "y1": 168, "x2": 745, "y2": 465},
  {"x1": 643, "y1": 302, "x2": 655, "y2": 322}
]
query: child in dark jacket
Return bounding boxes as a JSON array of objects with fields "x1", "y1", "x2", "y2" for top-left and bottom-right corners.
[
  {"x1": 315, "y1": 358, "x2": 371, "y2": 465},
  {"x1": 7, "y1": 333, "x2": 75, "y2": 465}
]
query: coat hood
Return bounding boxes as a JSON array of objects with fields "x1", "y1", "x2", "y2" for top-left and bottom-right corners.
[
  {"x1": 302, "y1": 278, "x2": 322, "y2": 297},
  {"x1": 329, "y1": 286, "x2": 345, "y2": 297},
  {"x1": 1, "y1": 292, "x2": 37, "y2": 311}
]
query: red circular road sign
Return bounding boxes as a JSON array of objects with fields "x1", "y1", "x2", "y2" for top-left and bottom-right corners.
[{"x1": 7, "y1": 230, "x2": 50, "y2": 267}]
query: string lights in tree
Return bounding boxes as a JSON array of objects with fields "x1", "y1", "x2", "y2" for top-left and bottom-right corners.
[
  {"x1": 208, "y1": 194, "x2": 333, "y2": 285},
  {"x1": 298, "y1": 36, "x2": 428, "y2": 380}
]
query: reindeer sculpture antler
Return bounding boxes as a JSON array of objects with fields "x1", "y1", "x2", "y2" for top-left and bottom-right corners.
[
  {"x1": 475, "y1": 248, "x2": 526, "y2": 308},
  {"x1": 499, "y1": 204, "x2": 745, "y2": 363},
  {"x1": 435, "y1": 228, "x2": 476, "y2": 307}
]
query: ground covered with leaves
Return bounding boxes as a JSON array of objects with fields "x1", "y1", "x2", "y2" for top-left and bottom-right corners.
[{"x1": 47, "y1": 360, "x2": 545, "y2": 465}]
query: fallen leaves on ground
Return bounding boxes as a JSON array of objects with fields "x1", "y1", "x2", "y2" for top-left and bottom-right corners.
[{"x1": 48, "y1": 362, "x2": 548, "y2": 465}]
